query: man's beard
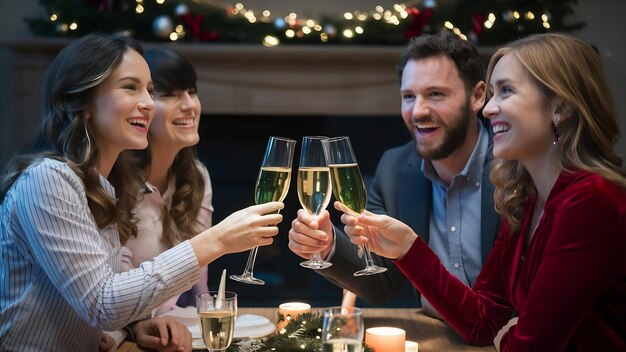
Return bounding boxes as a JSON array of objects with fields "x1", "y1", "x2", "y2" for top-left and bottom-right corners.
[{"x1": 414, "y1": 98, "x2": 472, "y2": 161}]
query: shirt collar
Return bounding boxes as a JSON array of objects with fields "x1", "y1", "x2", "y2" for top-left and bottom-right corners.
[
  {"x1": 98, "y1": 174, "x2": 116, "y2": 198},
  {"x1": 142, "y1": 181, "x2": 158, "y2": 194},
  {"x1": 141, "y1": 175, "x2": 177, "y2": 201}
]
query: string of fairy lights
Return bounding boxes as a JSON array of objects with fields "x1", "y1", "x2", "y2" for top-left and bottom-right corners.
[{"x1": 41, "y1": 0, "x2": 558, "y2": 46}]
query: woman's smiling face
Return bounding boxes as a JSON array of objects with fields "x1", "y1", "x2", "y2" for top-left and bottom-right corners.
[
  {"x1": 483, "y1": 53, "x2": 558, "y2": 164},
  {"x1": 148, "y1": 88, "x2": 201, "y2": 153},
  {"x1": 89, "y1": 48, "x2": 155, "y2": 161}
]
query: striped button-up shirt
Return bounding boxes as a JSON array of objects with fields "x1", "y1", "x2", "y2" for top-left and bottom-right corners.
[{"x1": 0, "y1": 158, "x2": 200, "y2": 351}]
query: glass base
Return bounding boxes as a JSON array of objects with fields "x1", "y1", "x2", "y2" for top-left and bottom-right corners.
[
  {"x1": 353, "y1": 265, "x2": 387, "y2": 276},
  {"x1": 300, "y1": 260, "x2": 332, "y2": 270},
  {"x1": 230, "y1": 274, "x2": 265, "y2": 285}
]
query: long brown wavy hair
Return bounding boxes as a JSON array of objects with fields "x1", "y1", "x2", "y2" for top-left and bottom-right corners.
[
  {"x1": 0, "y1": 34, "x2": 143, "y2": 244},
  {"x1": 486, "y1": 33, "x2": 626, "y2": 234},
  {"x1": 130, "y1": 49, "x2": 206, "y2": 247}
]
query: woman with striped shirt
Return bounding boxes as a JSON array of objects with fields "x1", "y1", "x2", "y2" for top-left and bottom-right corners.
[{"x1": 0, "y1": 34, "x2": 283, "y2": 351}]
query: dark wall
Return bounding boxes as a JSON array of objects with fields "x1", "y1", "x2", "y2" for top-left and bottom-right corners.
[{"x1": 197, "y1": 114, "x2": 411, "y2": 307}]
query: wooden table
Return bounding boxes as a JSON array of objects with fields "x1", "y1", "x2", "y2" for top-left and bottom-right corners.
[{"x1": 119, "y1": 307, "x2": 497, "y2": 351}]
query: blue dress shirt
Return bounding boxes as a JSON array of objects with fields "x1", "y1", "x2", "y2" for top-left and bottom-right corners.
[{"x1": 421, "y1": 121, "x2": 489, "y2": 316}]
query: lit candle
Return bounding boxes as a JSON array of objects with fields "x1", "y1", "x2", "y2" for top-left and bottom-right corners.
[
  {"x1": 405, "y1": 340, "x2": 419, "y2": 352},
  {"x1": 276, "y1": 302, "x2": 311, "y2": 330},
  {"x1": 365, "y1": 327, "x2": 405, "y2": 352}
]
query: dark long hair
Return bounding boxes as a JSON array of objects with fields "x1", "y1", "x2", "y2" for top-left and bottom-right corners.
[
  {"x1": 134, "y1": 49, "x2": 206, "y2": 246},
  {"x1": 0, "y1": 33, "x2": 144, "y2": 243}
]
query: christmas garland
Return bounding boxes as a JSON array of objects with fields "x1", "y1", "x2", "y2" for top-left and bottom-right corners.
[
  {"x1": 226, "y1": 312, "x2": 373, "y2": 352},
  {"x1": 26, "y1": 0, "x2": 584, "y2": 46}
]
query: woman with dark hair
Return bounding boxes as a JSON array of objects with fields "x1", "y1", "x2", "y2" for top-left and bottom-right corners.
[
  {"x1": 0, "y1": 34, "x2": 283, "y2": 351},
  {"x1": 334, "y1": 33, "x2": 626, "y2": 351},
  {"x1": 124, "y1": 49, "x2": 211, "y2": 314}
]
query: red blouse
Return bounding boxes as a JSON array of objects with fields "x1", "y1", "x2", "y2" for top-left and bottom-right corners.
[{"x1": 395, "y1": 170, "x2": 626, "y2": 351}]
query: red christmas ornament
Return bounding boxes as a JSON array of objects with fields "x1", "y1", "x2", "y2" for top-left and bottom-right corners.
[
  {"x1": 404, "y1": 6, "x2": 434, "y2": 40},
  {"x1": 87, "y1": 0, "x2": 120, "y2": 13},
  {"x1": 404, "y1": 7, "x2": 422, "y2": 39},
  {"x1": 179, "y1": 14, "x2": 220, "y2": 41},
  {"x1": 472, "y1": 13, "x2": 484, "y2": 35}
]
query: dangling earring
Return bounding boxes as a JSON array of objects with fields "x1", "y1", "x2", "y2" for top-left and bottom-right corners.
[{"x1": 552, "y1": 115, "x2": 560, "y2": 144}]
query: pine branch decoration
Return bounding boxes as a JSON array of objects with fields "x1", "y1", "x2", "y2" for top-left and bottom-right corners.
[{"x1": 226, "y1": 312, "x2": 373, "y2": 352}]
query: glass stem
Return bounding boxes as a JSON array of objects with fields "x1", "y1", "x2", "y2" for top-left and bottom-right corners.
[
  {"x1": 310, "y1": 252, "x2": 323, "y2": 261},
  {"x1": 362, "y1": 226, "x2": 377, "y2": 268},
  {"x1": 310, "y1": 213, "x2": 321, "y2": 261},
  {"x1": 242, "y1": 246, "x2": 259, "y2": 276}
]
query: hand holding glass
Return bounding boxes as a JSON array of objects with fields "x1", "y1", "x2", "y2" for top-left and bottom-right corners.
[
  {"x1": 297, "y1": 136, "x2": 333, "y2": 269},
  {"x1": 230, "y1": 136, "x2": 296, "y2": 285},
  {"x1": 322, "y1": 306, "x2": 364, "y2": 352},
  {"x1": 321, "y1": 136, "x2": 387, "y2": 276},
  {"x1": 196, "y1": 291, "x2": 237, "y2": 352}
]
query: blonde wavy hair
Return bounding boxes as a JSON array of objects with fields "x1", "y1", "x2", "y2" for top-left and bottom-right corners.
[{"x1": 486, "y1": 33, "x2": 626, "y2": 233}]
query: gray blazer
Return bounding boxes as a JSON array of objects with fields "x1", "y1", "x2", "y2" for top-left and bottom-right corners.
[{"x1": 319, "y1": 140, "x2": 501, "y2": 306}]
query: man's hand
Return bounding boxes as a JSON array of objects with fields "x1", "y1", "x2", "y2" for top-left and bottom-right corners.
[{"x1": 288, "y1": 209, "x2": 334, "y2": 260}]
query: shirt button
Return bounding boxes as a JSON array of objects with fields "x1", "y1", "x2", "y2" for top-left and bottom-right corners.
[
  {"x1": 454, "y1": 262, "x2": 460, "y2": 268},
  {"x1": 450, "y1": 226, "x2": 457, "y2": 232},
  {"x1": 475, "y1": 182, "x2": 480, "y2": 188}
]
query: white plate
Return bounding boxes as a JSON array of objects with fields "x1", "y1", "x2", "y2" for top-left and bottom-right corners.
[
  {"x1": 233, "y1": 314, "x2": 276, "y2": 339},
  {"x1": 158, "y1": 308, "x2": 276, "y2": 349},
  {"x1": 192, "y1": 338, "x2": 206, "y2": 350}
]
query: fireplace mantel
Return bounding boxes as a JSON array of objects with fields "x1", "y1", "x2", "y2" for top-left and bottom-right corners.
[
  {"x1": 2, "y1": 38, "x2": 493, "y2": 146},
  {"x1": 2, "y1": 39, "x2": 404, "y2": 117}
]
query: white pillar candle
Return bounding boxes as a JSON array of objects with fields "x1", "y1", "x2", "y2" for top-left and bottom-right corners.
[
  {"x1": 276, "y1": 302, "x2": 311, "y2": 330},
  {"x1": 365, "y1": 327, "x2": 406, "y2": 352},
  {"x1": 405, "y1": 340, "x2": 419, "y2": 352}
]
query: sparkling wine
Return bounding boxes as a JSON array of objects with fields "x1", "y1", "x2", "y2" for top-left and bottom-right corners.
[
  {"x1": 255, "y1": 166, "x2": 291, "y2": 204},
  {"x1": 328, "y1": 163, "x2": 366, "y2": 214},
  {"x1": 297, "y1": 166, "x2": 332, "y2": 216},
  {"x1": 198, "y1": 310, "x2": 236, "y2": 350},
  {"x1": 322, "y1": 338, "x2": 363, "y2": 352}
]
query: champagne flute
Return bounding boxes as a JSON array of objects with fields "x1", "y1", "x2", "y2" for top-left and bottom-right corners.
[
  {"x1": 196, "y1": 291, "x2": 237, "y2": 351},
  {"x1": 230, "y1": 136, "x2": 296, "y2": 285},
  {"x1": 297, "y1": 136, "x2": 333, "y2": 270},
  {"x1": 321, "y1": 136, "x2": 387, "y2": 276},
  {"x1": 322, "y1": 306, "x2": 364, "y2": 351}
]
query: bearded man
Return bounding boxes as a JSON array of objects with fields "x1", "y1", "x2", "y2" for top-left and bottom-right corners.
[{"x1": 288, "y1": 30, "x2": 501, "y2": 317}]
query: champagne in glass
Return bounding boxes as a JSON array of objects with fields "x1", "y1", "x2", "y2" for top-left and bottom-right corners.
[
  {"x1": 297, "y1": 136, "x2": 333, "y2": 269},
  {"x1": 322, "y1": 306, "x2": 364, "y2": 352},
  {"x1": 321, "y1": 136, "x2": 387, "y2": 276},
  {"x1": 197, "y1": 291, "x2": 237, "y2": 351},
  {"x1": 328, "y1": 163, "x2": 366, "y2": 215},
  {"x1": 231, "y1": 136, "x2": 296, "y2": 285},
  {"x1": 256, "y1": 166, "x2": 291, "y2": 204}
]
